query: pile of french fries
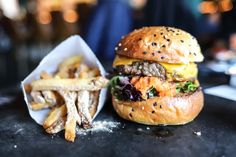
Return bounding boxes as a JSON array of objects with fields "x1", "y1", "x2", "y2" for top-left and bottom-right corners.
[{"x1": 25, "y1": 56, "x2": 108, "y2": 142}]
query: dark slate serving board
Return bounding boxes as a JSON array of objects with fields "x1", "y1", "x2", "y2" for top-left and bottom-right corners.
[{"x1": 0, "y1": 91, "x2": 236, "y2": 157}]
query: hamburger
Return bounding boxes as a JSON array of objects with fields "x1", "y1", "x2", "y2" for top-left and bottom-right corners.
[{"x1": 110, "y1": 26, "x2": 204, "y2": 125}]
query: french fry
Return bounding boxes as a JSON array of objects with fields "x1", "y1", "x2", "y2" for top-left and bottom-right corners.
[
  {"x1": 30, "y1": 101, "x2": 50, "y2": 110},
  {"x1": 59, "y1": 55, "x2": 82, "y2": 71},
  {"x1": 87, "y1": 68, "x2": 100, "y2": 77},
  {"x1": 42, "y1": 91, "x2": 57, "y2": 106},
  {"x1": 56, "y1": 56, "x2": 82, "y2": 78},
  {"x1": 31, "y1": 77, "x2": 109, "y2": 91},
  {"x1": 31, "y1": 91, "x2": 46, "y2": 104},
  {"x1": 45, "y1": 116, "x2": 66, "y2": 134},
  {"x1": 74, "y1": 64, "x2": 89, "y2": 78},
  {"x1": 55, "y1": 70, "x2": 71, "y2": 79},
  {"x1": 24, "y1": 84, "x2": 32, "y2": 93},
  {"x1": 53, "y1": 91, "x2": 64, "y2": 106},
  {"x1": 59, "y1": 91, "x2": 80, "y2": 142},
  {"x1": 40, "y1": 71, "x2": 53, "y2": 79},
  {"x1": 89, "y1": 91, "x2": 100, "y2": 118},
  {"x1": 40, "y1": 71, "x2": 58, "y2": 106},
  {"x1": 43, "y1": 105, "x2": 67, "y2": 129},
  {"x1": 77, "y1": 90, "x2": 92, "y2": 128},
  {"x1": 54, "y1": 75, "x2": 61, "y2": 79},
  {"x1": 74, "y1": 65, "x2": 100, "y2": 78}
]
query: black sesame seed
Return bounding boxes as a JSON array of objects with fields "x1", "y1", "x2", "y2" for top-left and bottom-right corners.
[
  {"x1": 193, "y1": 52, "x2": 196, "y2": 56},
  {"x1": 139, "y1": 38, "x2": 142, "y2": 41},
  {"x1": 143, "y1": 51, "x2": 147, "y2": 54},
  {"x1": 166, "y1": 39, "x2": 170, "y2": 42},
  {"x1": 129, "y1": 113, "x2": 132, "y2": 117},
  {"x1": 180, "y1": 40, "x2": 184, "y2": 43},
  {"x1": 158, "y1": 51, "x2": 161, "y2": 53},
  {"x1": 152, "y1": 111, "x2": 155, "y2": 114},
  {"x1": 160, "y1": 32, "x2": 163, "y2": 35},
  {"x1": 161, "y1": 56, "x2": 164, "y2": 59},
  {"x1": 153, "y1": 102, "x2": 158, "y2": 106},
  {"x1": 152, "y1": 53, "x2": 155, "y2": 56},
  {"x1": 160, "y1": 105, "x2": 162, "y2": 109},
  {"x1": 154, "y1": 34, "x2": 156, "y2": 37},
  {"x1": 152, "y1": 42, "x2": 157, "y2": 46},
  {"x1": 162, "y1": 45, "x2": 166, "y2": 48},
  {"x1": 132, "y1": 108, "x2": 134, "y2": 112}
]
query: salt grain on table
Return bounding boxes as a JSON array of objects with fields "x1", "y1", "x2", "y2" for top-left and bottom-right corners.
[
  {"x1": 193, "y1": 131, "x2": 202, "y2": 136},
  {"x1": 76, "y1": 120, "x2": 120, "y2": 135},
  {"x1": 137, "y1": 128, "x2": 143, "y2": 132}
]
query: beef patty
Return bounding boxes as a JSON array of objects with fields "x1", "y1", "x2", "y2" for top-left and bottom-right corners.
[{"x1": 114, "y1": 61, "x2": 166, "y2": 79}]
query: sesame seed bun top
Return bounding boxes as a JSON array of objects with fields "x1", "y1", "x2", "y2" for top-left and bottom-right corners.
[{"x1": 115, "y1": 26, "x2": 204, "y2": 64}]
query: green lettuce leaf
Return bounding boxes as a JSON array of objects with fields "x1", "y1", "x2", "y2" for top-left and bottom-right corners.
[{"x1": 176, "y1": 81, "x2": 198, "y2": 93}]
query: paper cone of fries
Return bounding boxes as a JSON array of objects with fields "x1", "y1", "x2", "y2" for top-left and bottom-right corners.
[{"x1": 21, "y1": 35, "x2": 108, "y2": 141}]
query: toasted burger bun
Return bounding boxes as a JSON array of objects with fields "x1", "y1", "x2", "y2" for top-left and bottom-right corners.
[
  {"x1": 116, "y1": 26, "x2": 203, "y2": 64},
  {"x1": 112, "y1": 90, "x2": 204, "y2": 125}
]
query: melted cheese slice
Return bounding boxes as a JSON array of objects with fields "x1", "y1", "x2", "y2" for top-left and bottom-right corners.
[
  {"x1": 113, "y1": 55, "x2": 140, "y2": 67},
  {"x1": 113, "y1": 55, "x2": 198, "y2": 80}
]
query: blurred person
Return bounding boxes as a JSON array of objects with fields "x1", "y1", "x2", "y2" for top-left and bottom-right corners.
[
  {"x1": 85, "y1": 0, "x2": 132, "y2": 62},
  {"x1": 76, "y1": 3, "x2": 94, "y2": 36},
  {"x1": 144, "y1": 0, "x2": 199, "y2": 35}
]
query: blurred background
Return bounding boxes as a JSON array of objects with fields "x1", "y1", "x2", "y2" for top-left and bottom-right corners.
[{"x1": 0, "y1": 0, "x2": 236, "y2": 89}]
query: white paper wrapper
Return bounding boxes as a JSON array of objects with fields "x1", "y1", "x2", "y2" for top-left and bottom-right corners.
[{"x1": 21, "y1": 35, "x2": 108, "y2": 125}]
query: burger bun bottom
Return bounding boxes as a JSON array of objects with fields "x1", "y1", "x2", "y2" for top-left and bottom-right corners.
[{"x1": 112, "y1": 90, "x2": 204, "y2": 125}]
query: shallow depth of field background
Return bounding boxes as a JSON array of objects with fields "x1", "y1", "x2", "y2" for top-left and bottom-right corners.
[{"x1": 0, "y1": 0, "x2": 236, "y2": 88}]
